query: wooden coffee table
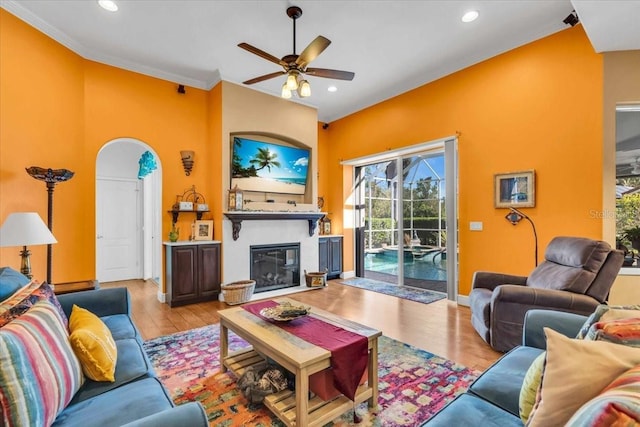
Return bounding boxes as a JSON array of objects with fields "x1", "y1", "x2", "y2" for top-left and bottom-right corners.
[{"x1": 219, "y1": 297, "x2": 381, "y2": 427}]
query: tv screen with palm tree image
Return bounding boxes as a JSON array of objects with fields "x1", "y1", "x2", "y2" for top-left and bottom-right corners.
[{"x1": 231, "y1": 136, "x2": 310, "y2": 195}]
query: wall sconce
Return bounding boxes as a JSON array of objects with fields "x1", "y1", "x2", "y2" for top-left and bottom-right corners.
[
  {"x1": 180, "y1": 150, "x2": 195, "y2": 176},
  {"x1": 505, "y1": 207, "x2": 538, "y2": 267}
]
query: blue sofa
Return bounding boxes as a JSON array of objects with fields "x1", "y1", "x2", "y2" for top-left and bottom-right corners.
[
  {"x1": 50, "y1": 287, "x2": 207, "y2": 427},
  {"x1": 423, "y1": 309, "x2": 588, "y2": 426}
]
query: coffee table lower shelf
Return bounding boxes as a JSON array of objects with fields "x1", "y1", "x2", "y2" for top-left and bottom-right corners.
[{"x1": 223, "y1": 348, "x2": 373, "y2": 427}]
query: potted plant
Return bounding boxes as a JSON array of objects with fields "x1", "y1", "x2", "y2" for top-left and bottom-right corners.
[{"x1": 622, "y1": 226, "x2": 640, "y2": 251}]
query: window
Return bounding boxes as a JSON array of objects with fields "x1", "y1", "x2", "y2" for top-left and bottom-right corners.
[{"x1": 615, "y1": 105, "x2": 640, "y2": 268}]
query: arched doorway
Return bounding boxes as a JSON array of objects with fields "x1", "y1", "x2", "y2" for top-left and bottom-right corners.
[{"x1": 95, "y1": 138, "x2": 162, "y2": 287}]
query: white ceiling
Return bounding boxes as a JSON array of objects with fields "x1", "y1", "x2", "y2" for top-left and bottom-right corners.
[{"x1": 2, "y1": 0, "x2": 639, "y2": 123}]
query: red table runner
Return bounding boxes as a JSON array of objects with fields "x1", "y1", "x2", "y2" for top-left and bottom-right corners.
[{"x1": 243, "y1": 300, "x2": 368, "y2": 401}]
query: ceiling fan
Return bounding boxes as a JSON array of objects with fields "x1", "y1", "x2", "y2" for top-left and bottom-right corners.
[{"x1": 238, "y1": 5, "x2": 355, "y2": 98}]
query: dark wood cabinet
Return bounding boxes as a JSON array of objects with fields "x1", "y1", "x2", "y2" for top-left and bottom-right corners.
[
  {"x1": 165, "y1": 242, "x2": 221, "y2": 307},
  {"x1": 319, "y1": 236, "x2": 342, "y2": 279}
]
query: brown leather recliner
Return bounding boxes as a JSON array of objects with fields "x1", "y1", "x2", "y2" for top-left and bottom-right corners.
[{"x1": 469, "y1": 236, "x2": 624, "y2": 352}]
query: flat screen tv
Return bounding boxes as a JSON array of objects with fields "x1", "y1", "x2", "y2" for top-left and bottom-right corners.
[{"x1": 231, "y1": 136, "x2": 309, "y2": 195}]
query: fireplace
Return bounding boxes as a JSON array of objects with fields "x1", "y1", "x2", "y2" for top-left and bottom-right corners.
[{"x1": 250, "y1": 243, "x2": 300, "y2": 293}]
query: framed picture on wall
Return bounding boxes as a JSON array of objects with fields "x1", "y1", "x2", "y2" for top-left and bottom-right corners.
[
  {"x1": 494, "y1": 170, "x2": 535, "y2": 208},
  {"x1": 194, "y1": 220, "x2": 214, "y2": 240}
]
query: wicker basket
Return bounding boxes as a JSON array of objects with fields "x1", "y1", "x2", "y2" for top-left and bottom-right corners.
[{"x1": 221, "y1": 280, "x2": 255, "y2": 305}]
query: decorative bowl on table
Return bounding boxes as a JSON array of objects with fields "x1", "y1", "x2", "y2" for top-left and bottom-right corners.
[{"x1": 260, "y1": 302, "x2": 311, "y2": 322}]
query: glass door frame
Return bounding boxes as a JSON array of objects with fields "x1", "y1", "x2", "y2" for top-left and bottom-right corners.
[{"x1": 345, "y1": 136, "x2": 458, "y2": 301}]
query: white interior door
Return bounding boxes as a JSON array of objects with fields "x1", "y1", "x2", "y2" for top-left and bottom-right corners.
[{"x1": 96, "y1": 178, "x2": 142, "y2": 282}]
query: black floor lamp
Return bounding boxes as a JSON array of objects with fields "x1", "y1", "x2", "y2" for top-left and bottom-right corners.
[
  {"x1": 26, "y1": 166, "x2": 74, "y2": 284},
  {"x1": 505, "y1": 207, "x2": 538, "y2": 267}
]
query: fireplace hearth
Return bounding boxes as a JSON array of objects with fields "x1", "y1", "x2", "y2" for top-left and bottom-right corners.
[{"x1": 250, "y1": 243, "x2": 300, "y2": 293}]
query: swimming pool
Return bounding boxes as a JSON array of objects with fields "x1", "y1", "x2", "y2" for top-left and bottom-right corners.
[{"x1": 364, "y1": 250, "x2": 447, "y2": 281}]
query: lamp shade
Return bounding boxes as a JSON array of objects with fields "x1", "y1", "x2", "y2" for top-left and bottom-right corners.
[{"x1": 0, "y1": 212, "x2": 57, "y2": 247}]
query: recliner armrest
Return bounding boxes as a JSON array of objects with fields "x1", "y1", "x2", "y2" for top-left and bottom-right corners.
[
  {"x1": 523, "y1": 309, "x2": 588, "y2": 349},
  {"x1": 491, "y1": 285, "x2": 598, "y2": 312},
  {"x1": 120, "y1": 402, "x2": 208, "y2": 427},
  {"x1": 472, "y1": 271, "x2": 527, "y2": 291},
  {"x1": 57, "y1": 287, "x2": 130, "y2": 318}
]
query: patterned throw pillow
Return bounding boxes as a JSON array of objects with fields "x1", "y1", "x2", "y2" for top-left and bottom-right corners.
[
  {"x1": 0, "y1": 281, "x2": 67, "y2": 328},
  {"x1": 69, "y1": 304, "x2": 118, "y2": 382},
  {"x1": 584, "y1": 317, "x2": 640, "y2": 347},
  {"x1": 0, "y1": 299, "x2": 84, "y2": 427},
  {"x1": 576, "y1": 304, "x2": 640, "y2": 339},
  {"x1": 566, "y1": 364, "x2": 640, "y2": 426},
  {"x1": 0, "y1": 267, "x2": 31, "y2": 301}
]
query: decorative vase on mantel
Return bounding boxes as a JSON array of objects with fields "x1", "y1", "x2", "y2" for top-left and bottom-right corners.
[{"x1": 168, "y1": 225, "x2": 179, "y2": 242}]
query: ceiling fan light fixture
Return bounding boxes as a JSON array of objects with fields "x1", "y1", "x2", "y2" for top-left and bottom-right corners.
[
  {"x1": 281, "y1": 83, "x2": 292, "y2": 99},
  {"x1": 286, "y1": 71, "x2": 299, "y2": 90},
  {"x1": 298, "y1": 80, "x2": 311, "y2": 97}
]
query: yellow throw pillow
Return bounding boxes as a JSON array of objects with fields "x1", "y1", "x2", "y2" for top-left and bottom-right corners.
[
  {"x1": 519, "y1": 351, "x2": 545, "y2": 424},
  {"x1": 69, "y1": 304, "x2": 117, "y2": 382},
  {"x1": 527, "y1": 328, "x2": 640, "y2": 427}
]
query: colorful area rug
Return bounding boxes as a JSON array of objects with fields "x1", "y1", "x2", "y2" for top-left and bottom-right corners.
[
  {"x1": 338, "y1": 278, "x2": 446, "y2": 305},
  {"x1": 144, "y1": 324, "x2": 478, "y2": 426}
]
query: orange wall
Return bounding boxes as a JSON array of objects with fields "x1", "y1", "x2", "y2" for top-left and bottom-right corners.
[
  {"x1": 1, "y1": 10, "x2": 214, "y2": 283},
  {"x1": 84, "y1": 60, "x2": 212, "y2": 244},
  {"x1": 325, "y1": 26, "x2": 604, "y2": 294},
  {"x1": 317, "y1": 123, "x2": 330, "y2": 212},
  {"x1": 0, "y1": 10, "x2": 85, "y2": 281}
]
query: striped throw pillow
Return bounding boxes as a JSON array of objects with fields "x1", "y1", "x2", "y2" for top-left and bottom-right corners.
[
  {"x1": 566, "y1": 364, "x2": 640, "y2": 426},
  {"x1": 584, "y1": 317, "x2": 640, "y2": 347},
  {"x1": 0, "y1": 299, "x2": 84, "y2": 427}
]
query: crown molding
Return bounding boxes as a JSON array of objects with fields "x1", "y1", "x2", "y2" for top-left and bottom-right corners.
[{"x1": 1, "y1": 0, "x2": 214, "y2": 90}]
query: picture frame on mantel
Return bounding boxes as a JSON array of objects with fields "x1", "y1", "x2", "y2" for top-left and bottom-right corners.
[
  {"x1": 494, "y1": 170, "x2": 535, "y2": 208},
  {"x1": 194, "y1": 220, "x2": 213, "y2": 240}
]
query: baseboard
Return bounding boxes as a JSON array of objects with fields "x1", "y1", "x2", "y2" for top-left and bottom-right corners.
[
  {"x1": 157, "y1": 291, "x2": 166, "y2": 303},
  {"x1": 340, "y1": 270, "x2": 355, "y2": 279},
  {"x1": 457, "y1": 295, "x2": 470, "y2": 306}
]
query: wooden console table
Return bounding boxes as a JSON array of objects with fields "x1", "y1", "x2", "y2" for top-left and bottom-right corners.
[{"x1": 224, "y1": 212, "x2": 325, "y2": 240}]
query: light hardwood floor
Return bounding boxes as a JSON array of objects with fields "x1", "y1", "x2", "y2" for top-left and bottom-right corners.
[{"x1": 101, "y1": 279, "x2": 501, "y2": 371}]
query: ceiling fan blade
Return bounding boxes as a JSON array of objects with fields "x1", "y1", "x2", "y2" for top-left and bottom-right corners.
[
  {"x1": 238, "y1": 43, "x2": 287, "y2": 67},
  {"x1": 243, "y1": 71, "x2": 286, "y2": 85},
  {"x1": 296, "y1": 36, "x2": 331, "y2": 68},
  {"x1": 305, "y1": 68, "x2": 355, "y2": 81}
]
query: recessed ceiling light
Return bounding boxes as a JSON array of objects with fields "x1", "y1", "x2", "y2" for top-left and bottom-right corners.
[
  {"x1": 327, "y1": 86, "x2": 338, "y2": 93},
  {"x1": 98, "y1": 0, "x2": 118, "y2": 12},
  {"x1": 461, "y1": 10, "x2": 479, "y2": 23}
]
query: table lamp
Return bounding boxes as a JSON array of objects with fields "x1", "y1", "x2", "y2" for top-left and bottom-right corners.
[{"x1": 0, "y1": 212, "x2": 57, "y2": 279}]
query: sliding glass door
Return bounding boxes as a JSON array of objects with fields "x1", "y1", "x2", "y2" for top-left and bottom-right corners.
[{"x1": 354, "y1": 139, "x2": 457, "y2": 298}]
